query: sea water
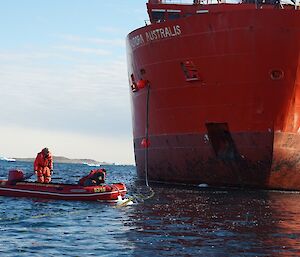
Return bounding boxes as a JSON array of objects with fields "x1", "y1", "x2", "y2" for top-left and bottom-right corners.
[{"x1": 0, "y1": 160, "x2": 300, "y2": 256}]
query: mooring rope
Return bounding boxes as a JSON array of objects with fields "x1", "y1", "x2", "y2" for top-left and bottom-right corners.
[
  {"x1": 116, "y1": 83, "x2": 155, "y2": 208},
  {"x1": 145, "y1": 84, "x2": 150, "y2": 188}
]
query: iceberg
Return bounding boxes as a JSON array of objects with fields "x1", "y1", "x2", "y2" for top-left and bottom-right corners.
[
  {"x1": 82, "y1": 162, "x2": 101, "y2": 167},
  {"x1": 0, "y1": 156, "x2": 16, "y2": 162}
]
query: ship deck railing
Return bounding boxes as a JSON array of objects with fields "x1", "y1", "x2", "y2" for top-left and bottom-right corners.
[{"x1": 149, "y1": 0, "x2": 299, "y2": 9}]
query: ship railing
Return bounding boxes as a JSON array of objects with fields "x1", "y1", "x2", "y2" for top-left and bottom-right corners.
[
  {"x1": 162, "y1": 0, "x2": 201, "y2": 3},
  {"x1": 151, "y1": 0, "x2": 298, "y2": 6},
  {"x1": 282, "y1": 0, "x2": 300, "y2": 8},
  {"x1": 144, "y1": 20, "x2": 151, "y2": 26},
  {"x1": 154, "y1": 0, "x2": 226, "y2": 4},
  {"x1": 155, "y1": 0, "x2": 252, "y2": 3}
]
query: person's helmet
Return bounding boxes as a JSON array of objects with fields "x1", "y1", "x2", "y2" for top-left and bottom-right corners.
[{"x1": 42, "y1": 148, "x2": 50, "y2": 155}]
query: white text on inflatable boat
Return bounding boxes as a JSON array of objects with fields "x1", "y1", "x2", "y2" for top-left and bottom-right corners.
[{"x1": 130, "y1": 25, "x2": 181, "y2": 49}]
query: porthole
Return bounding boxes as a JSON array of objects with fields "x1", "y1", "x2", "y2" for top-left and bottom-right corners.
[{"x1": 270, "y1": 69, "x2": 284, "y2": 80}]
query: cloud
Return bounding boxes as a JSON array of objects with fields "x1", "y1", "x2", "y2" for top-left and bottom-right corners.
[
  {"x1": 53, "y1": 45, "x2": 111, "y2": 56},
  {"x1": 59, "y1": 34, "x2": 125, "y2": 47},
  {"x1": 96, "y1": 26, "x2": 125, "y2": 35},
  {"x1": 0, "y1": 47, "x2": 132, "y2": 137},
  {"x1": 0, "y1": 52, "x2": 134, "y2": 164},
  {"x1": 0, "y1": 1, "x2": 145, "y2": 164},
  {"x1": 0, "y1": 51, "x2": 61, "y2": 61},
  {"x1": 0, "y1": 125, "x2": 134, "y2": 164}
]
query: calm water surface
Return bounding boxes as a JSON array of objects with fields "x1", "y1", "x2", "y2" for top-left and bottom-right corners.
[{"x1": 0, "y1": 160, "x2": 300, "y2": 256}]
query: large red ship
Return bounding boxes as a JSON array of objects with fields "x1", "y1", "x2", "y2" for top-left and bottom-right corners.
[{"x1": 126, "y1": 0, "x2": 300, "y2": 190}]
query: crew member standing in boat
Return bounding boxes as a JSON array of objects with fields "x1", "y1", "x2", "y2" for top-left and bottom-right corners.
[{"x1": 34, "y1": 147, "x2": 53, "y2": 183}]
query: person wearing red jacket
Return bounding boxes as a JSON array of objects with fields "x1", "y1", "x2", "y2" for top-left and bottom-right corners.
[
  {"x1": 78, "y1": 169, "x2": 106, "y2": 186},
  {"x1": 34, "y1": 148, "x2": 53, "y2": 183}
]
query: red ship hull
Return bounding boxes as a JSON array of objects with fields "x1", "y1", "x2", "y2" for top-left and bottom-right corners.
[{"x1": 127, "y1": 3, "x2": 300, "y2": 190}]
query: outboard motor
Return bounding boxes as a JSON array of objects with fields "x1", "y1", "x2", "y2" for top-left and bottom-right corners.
[{"x1": 7, "y1": 169, "x2": 25, "y2": 184}]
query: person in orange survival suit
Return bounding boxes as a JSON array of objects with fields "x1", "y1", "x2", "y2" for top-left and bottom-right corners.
[
  {"x1": 34, "y1": 148, "x2": 53, "y2": 183},
  {"x1": 78, "y1": 169, "x2": 106, "y2": 186}
]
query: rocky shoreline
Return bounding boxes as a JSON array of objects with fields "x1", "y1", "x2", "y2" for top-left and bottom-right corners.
[{"x1": 14, "y1": 156, "x2": 114, "y2": 166}]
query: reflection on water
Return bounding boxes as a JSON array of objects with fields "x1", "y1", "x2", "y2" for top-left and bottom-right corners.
[
  {"x1": 0, "y1": 161, "x2": 300, "y2": 256},
  {"x1": 124, "y1": 184, "x2": 300, "y2": 256}
]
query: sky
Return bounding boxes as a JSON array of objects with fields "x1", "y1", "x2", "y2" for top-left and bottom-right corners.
[{"x1": 0, "y1": 0, "x2": 149, "y2": 164}]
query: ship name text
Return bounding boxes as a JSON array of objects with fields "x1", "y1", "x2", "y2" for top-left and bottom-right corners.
[{"x1": 130, "y1": 25, "x2": 181, "y2": 49}]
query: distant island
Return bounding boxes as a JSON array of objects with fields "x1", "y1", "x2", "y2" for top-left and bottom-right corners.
[{"x1": 14, "y1": 156, "x2": 115, "y2": 166}]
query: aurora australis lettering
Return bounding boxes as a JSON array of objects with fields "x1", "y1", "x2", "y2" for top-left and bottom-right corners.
[{"x1": 130, "y1": 25, "x2": 181, "y2": 49}]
